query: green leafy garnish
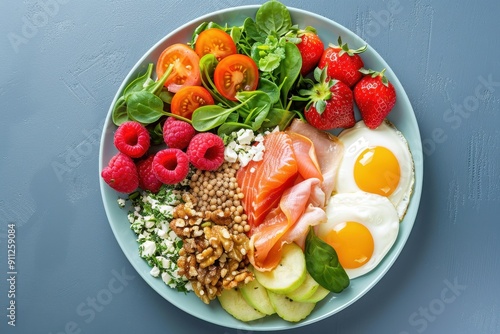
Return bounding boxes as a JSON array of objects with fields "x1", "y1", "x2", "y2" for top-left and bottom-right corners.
[{"x1": 304, "y1": 227, "x2": 350, "y2": 293}]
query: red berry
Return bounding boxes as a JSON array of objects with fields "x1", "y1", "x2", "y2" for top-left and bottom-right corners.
[
  {"x1": 187, "y1": 133, "x2": 225, "y2": 171},
  {"x1": 301, "y1": 67, "x2": 355, "y2": 131},
  {"x1": 296, "y1": 31, "x2": 324, "y2": 76},
  {"x1": 114, "y1": 121, "x2": 150, "y2": 158},
  {"x1": 163, "y1": 117, "x2": 196, "y2": 150},
  {"x1": 354, "y1": 69, "x2": 397, "y2": 129},
  {"x1": 136, "y1": 154, "x2": 163, "y2": 193},
  {"x1": 318, "y1": 36, "x2": 366, "y2": 88},
  {"x1": 152, "y1": 149, "x2": 190, "y2": 184},
  {"x1": 101, "y1": 153, "x2": 139, "y2": 193}
]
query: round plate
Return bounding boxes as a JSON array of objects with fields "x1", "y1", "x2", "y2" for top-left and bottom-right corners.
[{"x1": 99, "y1": 5, "x2": 423, "y2": 331}]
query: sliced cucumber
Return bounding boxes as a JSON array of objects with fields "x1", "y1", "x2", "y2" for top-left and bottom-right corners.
[
  {"x1": 240, "y1": 277, "x2": 276, "y2": 315},
  {"x1": 301, "y1": 285, "x2": 330, "y2": 303},
  {"x1": 286, "y1": 272, "x2": 320, "y2": 302},
  {"x1": 254, "y1": 242, "x2": 307, "y2": 294},
  {"x1": 218, "y1": 287, "x2": 266, "y2": 322},
  {"x1": 268, "y1": 291, "x2": 316, "y2": 322}
]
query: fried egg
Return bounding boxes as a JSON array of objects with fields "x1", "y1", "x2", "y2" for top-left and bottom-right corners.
[
  {"x1": 316, "y1": 192, "x2": 399, "y2": 279},
  {"x1": 336, "y1": 120, "x2": 415, "y2": 219}
]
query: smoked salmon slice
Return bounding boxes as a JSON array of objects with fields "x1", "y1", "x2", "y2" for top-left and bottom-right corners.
[
  {"x1": 237, "y1": 132, "x2": 299, "y2": 229},
  {"x1": 249, "y1": 178, "x2": 327, "y2": 270}
]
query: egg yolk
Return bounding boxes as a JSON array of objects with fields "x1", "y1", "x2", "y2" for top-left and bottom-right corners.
[
  {"x1": 354, "y1": 146, "x2": 400, "y2": 197},
  {"x1": 323, "y1": 221, "x2": 374, "y2": 269}
]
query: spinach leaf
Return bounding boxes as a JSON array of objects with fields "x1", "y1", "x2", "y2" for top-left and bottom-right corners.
[
  {"x1": 126, "y1": 90, "x2": 165, "y2": 124},
  {"x1": 261, "y1": 107, "x2": 296, "y2": 130},
  {"x1": 236, "y1": 91, "x2": 271, "y2": 130},
  {"x1": 257, "y1": 77, "x2": 280, "y2": 105},
  {"x1": 157, "y1": 88, "x2": 173, "y2": 104},
  {"x1": 255, "y1": 0, "x2": 292, "y2": 36},
  {"x1": 189, "y1": 22, "x2": 208, "y2": 46},
  {"x1": 217, "y1": 122, "x2": 252, "y2": 136},
  {"x1": 279, "y1": 42, "x2": 302, "y2": 106},
  {"x1": 191, "y1": 104, "x2": 236, "y2": 132},
  {"x1": 305, "y1": 227, "x2": 350, "y2": 293},
  {"x1": 123, "y1": 63, "x2": 154, "y2": 96},
  {"x1": 112, "y1": 96, "x2": 129, "y2": 126},
  {"x1": 149, "y1": 121, "x2": 164, "y2": 146},
  {"x1": 243, "y1": 17, "x2": 265, "y2": 43}
]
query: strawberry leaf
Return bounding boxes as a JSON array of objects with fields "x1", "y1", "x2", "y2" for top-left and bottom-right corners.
[{"x1": 314, "y1": 100, "x2": 327, "y2": 114}]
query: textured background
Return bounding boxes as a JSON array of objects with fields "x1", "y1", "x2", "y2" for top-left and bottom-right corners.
[{"x1": 1, "y1": 0, "x2": 499, "y2": 333}]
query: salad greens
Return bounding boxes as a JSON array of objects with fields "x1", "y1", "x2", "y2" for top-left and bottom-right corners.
[
  {"x1": 111, "y1": 0, "x2": 307, "y2": 140},
  {"x1": 188, "y1": 0, "x2": 304, "y2": 134},
  {"x1": 111, "y1": 63, "x2": 189, "y2": 144},
  {"x1": 304, "y1": 227, "x2": 350, "y2": 293}
]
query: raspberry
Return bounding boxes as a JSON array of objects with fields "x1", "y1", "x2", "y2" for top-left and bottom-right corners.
[
  {"x1": 114, "y1": 121, "x2": 150, "y2": 158},
  {"x1": 163, "y1": 117, "x2": 196, "y2": 150},
  {"x1": 101, "y1": 153, "x2": 139, "y2": 193},
  {"x1": 152, "y1": 149, "x2": 190, "y2": 184},
  {"x1": 136, "y1": 154, "x2": 163, "y2": 193},
  {"x1": 187, "y1": 133, "x2": 225, "y2": 171}
]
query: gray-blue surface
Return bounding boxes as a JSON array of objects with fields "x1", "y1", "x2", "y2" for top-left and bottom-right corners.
[{"x1": 1, "y1": 0, "x2": 499, "y2": 333}]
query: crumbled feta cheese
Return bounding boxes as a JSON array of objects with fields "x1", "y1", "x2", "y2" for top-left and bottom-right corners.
[
  {"x1": 150, "y1": 266, "x2": 160, "y2": 277},
  {"x1": 117, "y1": 198, "x2": 126, "y2": 208},
  {"x1": 124, "y1": 186, "x2": 190, "y2": 292},
  {"x1": 141, "y1": 240, "x2": 156, "y2": 257},
  {"x1": 224, "y1": 145, "x2": 238, "y2": 163},
  {"x1": 237, "y1": 128, "x2": 255, "y2": 145},
  {"x1": 224, "y1": 129, "x2": 267, "y2": 166}
]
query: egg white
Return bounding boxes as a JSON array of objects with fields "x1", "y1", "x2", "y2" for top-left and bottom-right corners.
[
  {"x1": 317, "y1": 191, "x2": 400, "y2": 279},
  {"x1": 336, "y1": 120, "x2": 415, "y2": 220}
]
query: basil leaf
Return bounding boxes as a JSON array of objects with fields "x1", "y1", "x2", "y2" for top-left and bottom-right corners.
[
  {"x1": 126, "y1": 91, "x2": 165, "y2": 124},
  {"x1": 305, "y1": 227, "x2": 350, "y2": 293},
  {"x1": 255, "y1": 0, "x2": 292, "y2": 36}
]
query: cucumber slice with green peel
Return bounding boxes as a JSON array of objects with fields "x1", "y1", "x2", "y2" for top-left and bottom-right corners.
[
  {"x1": 301, "y1": 285, "x2": 330, "y2": 303},
  {"x1": 218, "y1": 287, "x2": 266, "y2": 322},
  {"x1": 285, "y1": 272, "x2": 320, "y2": 302},
  {"x1": 267, "y1": 291, "x2": 316, "y2": 322},
  {"x1": 240, "y1": 278, "x2": 276, "y2": 315},
  {"x1": 254, "y1": 242, "x2": 307, "y2": 294}
]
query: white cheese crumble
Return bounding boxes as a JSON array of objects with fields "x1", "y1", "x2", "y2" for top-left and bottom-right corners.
[
  {"x1": 224, "y1": 128, "x2": 267, "y2": 167},
  {"x1": 121, "y1": 187, "x2": 191, "y2": 293}
]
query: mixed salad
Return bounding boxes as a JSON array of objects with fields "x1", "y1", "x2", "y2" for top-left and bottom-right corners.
[{"x1": 101, "y1": 0, "x2": 410, "y2": 324}]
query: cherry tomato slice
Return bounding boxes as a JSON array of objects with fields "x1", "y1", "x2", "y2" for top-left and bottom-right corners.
[
  {"x1": 156, "y1": 43, "x2": 201, "y2": 93},
  {"x1": 170, "y1": 86, "x2": 215, "y2": 119},
  {"x1": 194, "y1": 28, "x2": 237, "y2": 61},
  {"x1": 213, "y1": 54, "x2": 259, "y2": 101}
]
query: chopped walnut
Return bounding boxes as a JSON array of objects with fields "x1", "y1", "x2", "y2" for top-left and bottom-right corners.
[{"x1": 173, "y1": 194, "x2": 254, "y2": 304}]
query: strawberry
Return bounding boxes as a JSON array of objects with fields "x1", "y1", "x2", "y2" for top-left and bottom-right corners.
[
  {"x1": 299, "y1": 67, "x2": 355, "y2": 130},
  {"x1": 354, "y1": 68, "x2": 397, "y2": 129},
  {"x1": 296, "y1": 28, "x2": 324, "y2": 76},
  {"x1": 318, "y1": 36, "x2": 367, "y2": 88}
]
